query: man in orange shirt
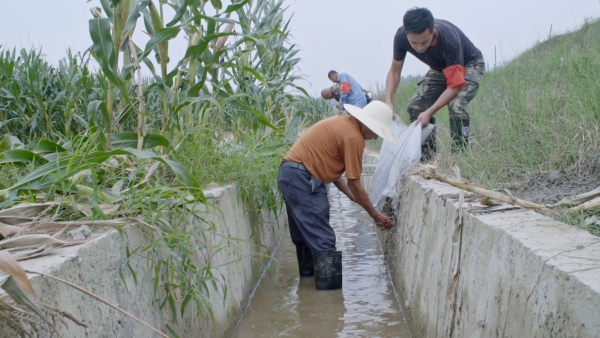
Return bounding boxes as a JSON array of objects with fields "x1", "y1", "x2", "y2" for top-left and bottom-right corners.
[{"x1": 278, "y1": 101, "x2": 398, "y2": 290}]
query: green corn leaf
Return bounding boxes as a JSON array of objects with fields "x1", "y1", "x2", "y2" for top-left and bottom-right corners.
[
  {"x1": 234, "y1": 99, "x2": 280, "y2": 132},
  {"x1": 163, "y1": 159, "x2": 204, "y2": 201},
  {"x1": 123, "y1": 27, "x2": 181, "y2": 72},
  {"x1": 6, "y1": 148, "x2": 204, "y2": 201},
  {"x1": 110, "y1": 133, "x2": 170, "y2": 149},
  {"x1": 0, "y1": 135, "x2": 23, "y2": 152},
  {"x1": 87, "y1": 100, "x2": 111, "y2": 130},
  {"x1": 292, "y1": 84, "x2": 310, "y2": 97},
  {"x1": 166, "y1": 0, "x2": 189, "y2": 27},
  {"x1": 100, "y1": 64, "x2": 147, "y2": 117},
  {"x1": 173, "y1": 95, "x2": 221, "y2": 115},
  {"x1": 122, "y1": 0, "x2": 151, "y2": 35},
  {"x1": 26, "y1": 140, "x2": 67, "y2": 154},
  {"x1": 185, "y1": 14, "x2": 237, "y2": 25},
  {"x1": 224, "y1": 0, "x2": 250, "y2": 13},
  {"x1": 242, "y1": 66, "x2": 269, "y2": 87},
  {"x1": 182, "y1": 32, "x2": 237, "y2": 60},
  {"x1": 148, "y1": 1, "x2": 164, "y2": 34},
  {"x1": 0, "y1": 150, "x2": 48, "y2": 165},
  {"x1": 89, "y1": 18, "x2": 114, "y2": 69},
  {"x1": 142, "y1": 26, "x2": 181, "y2": 59},
  {"x1": 209, "y1": 0, "x2": 223, "y2": 10},
  {"x1": 141, "y1": 8, "x2": 155, "y2": 36}
]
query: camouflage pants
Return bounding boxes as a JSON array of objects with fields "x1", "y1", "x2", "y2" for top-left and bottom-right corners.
[{"x1": 407, "y1": 59, "x2": 485, "y2": 121}]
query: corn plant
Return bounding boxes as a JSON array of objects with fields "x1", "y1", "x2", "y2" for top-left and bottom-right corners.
[{"x1": 0, "y1": 48, "x2": 103, "y2": 142}]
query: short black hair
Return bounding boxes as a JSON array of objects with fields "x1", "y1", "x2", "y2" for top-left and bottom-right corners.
[
  {"x1": 403, "y1": 7, "x2": 434, "y2": 34},
  {"x1": 327, "y1": 70, "x2": 338, "y2": 78}
]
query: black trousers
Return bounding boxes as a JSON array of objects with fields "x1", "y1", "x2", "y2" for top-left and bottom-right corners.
[{"x1": 277, "y1": 165, "x2": 336, "y2": 252}]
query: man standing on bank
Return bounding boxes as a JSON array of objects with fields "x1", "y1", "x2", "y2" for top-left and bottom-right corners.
[
  {"x1": 278, "y1": 101, "x2": 397, "y2": 291},
  {"x1": 321, "y1": 71, "x2": 368, "y2": 114},
  {"x1": 385, "y1": 7, "x2": 485, "y2": 159}
]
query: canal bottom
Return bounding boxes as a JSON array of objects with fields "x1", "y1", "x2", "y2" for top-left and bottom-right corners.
[{"x1": 231, "y1": 187, "x2": 411, "y2": 338}]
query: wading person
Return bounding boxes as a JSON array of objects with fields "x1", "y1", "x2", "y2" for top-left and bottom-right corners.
[
  {"x1": 384, "y1": 7, "x2": 485, "y2": 160},
  {"x1": 321, "y1": 71, "x2": 368, "y2": 114},
  {"x1": 278, "y1": 101, "x2": 397, "y2": 290}
]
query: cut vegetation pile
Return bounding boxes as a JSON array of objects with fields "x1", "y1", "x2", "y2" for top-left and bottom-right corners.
[{"x1": 390, "y1": 18, "x2": 600, "y2": 236}]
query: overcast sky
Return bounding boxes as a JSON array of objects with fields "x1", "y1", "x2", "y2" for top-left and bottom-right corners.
[{"x1": 2, "y1": 0, "x2": 599, "y2": 96}]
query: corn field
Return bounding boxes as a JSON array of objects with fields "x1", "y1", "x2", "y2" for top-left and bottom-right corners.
[{"x1": 0, "y1": 0, "x2": 334, "y2": 336}]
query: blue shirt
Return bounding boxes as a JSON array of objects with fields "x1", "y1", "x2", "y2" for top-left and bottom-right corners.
[{"x1": 338, "y1": 73, "x2": 367, "y2": 108}]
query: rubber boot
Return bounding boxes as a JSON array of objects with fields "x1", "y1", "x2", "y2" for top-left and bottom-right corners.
[
  {"x1": 420, "y1": 116, "x2": 436, "y2": 162},
  {"x1": 313, "y1": 251, "x2": 342, "y2": 290},
  {"x1": 449, "y1": 118, "x2": 470, "y2": 153},
  {"x1": 295, "y1": 245, "x2": 314, "y2": 277}
]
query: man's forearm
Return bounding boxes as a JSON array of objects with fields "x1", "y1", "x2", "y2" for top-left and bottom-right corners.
[
  {"x1": 347, "y1": 179, "x2": 378, "y2": 217},
  {"x1": 385, "y1": 68, "x2": 401, "y2": 106},
  {"x1": 339, "y1": 93, "x2": 347, "y2": 106},
  {"x1": 333, "y1": 177, "x2": 356, "y2": 202},
  {"x1": 427, "y1": 86, "x2": 461, "y2": 116}
]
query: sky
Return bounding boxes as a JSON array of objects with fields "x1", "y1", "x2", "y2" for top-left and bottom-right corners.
[{"x1": 1, "y1": 0, "x2": 599, "y2": 97}]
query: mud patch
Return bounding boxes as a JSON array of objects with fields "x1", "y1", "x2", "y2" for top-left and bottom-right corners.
[{"x1": 513, "y1": 169, "x2": 600, "y2": 204}]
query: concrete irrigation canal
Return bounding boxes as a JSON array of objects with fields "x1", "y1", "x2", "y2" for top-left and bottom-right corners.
[
  {"x1": 0, "y1": 153, "x2": 598, "y2": 337},
  {"x1": 231, "y1": 187, "x2": 411, "y2": 338}
]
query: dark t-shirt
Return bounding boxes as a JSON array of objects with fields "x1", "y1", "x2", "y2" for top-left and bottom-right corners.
[{"x1": 393, "y1": 19, "x2": 483, "y2": 71}]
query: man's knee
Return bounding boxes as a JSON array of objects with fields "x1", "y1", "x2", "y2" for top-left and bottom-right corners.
[{"x1": 448, "y1": 81, "x2": 479, "y2": 119}]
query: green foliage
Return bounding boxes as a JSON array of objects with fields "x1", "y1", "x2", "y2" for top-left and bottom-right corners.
[
  {"x1": 0, "y1": 48, "x2": 103, "y2": 142},
  {"x1": 0, "y1": 0, "x2": 319, "y2": 331}
]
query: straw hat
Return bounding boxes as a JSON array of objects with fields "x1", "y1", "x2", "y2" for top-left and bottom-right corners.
[{"x1": 345, "y1": 101, "x2": 399, "y2": 144}]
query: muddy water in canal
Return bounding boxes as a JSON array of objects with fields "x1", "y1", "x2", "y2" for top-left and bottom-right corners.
[{"x1": 231, "y1": 187, "x2": 411, "y2": 338}]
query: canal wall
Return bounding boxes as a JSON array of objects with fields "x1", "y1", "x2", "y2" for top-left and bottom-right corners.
[
  {"x1": 361, "y1": 153, "x2": 600, "y2": 338},
  {"x1": 0, "y1": 184, "x2": 285, "y2": 338}
]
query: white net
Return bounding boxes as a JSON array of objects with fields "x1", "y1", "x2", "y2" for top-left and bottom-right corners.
[{"x1": 370, "y1": 117, "x2": 434, "y2": 211}]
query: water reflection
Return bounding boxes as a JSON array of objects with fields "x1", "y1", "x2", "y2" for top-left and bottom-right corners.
[{"x1": 231, "y1": 187, "x2": 410, "y2": 338}]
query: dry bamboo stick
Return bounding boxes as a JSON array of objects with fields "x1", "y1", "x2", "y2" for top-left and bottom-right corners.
[
  {"x1": 574, "y1": 195, "x2": 600, "y2": 211},
  {"x1": 25, "y1": 270, "x2": 169, "y2": 338},
  {"x1": 415, "y1": 165, "x2": 552, "y2": 213}
]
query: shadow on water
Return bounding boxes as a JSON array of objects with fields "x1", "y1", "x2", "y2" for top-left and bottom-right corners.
[{"x1": 231, "y1": 187, "x2": 411, "y2": 338}]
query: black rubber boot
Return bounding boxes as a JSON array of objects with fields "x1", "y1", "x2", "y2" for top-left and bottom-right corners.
[
  {"x1": 449, "y1": 118, "x2": 470, "y2": 153},
  {"x1": 420, "y1": 116, "x2": 436, "y2": 162},
  {"x1": 313, "y1": 251, "x2": 342, "y2": 290},
  {"x1": 295, "y1": 245, "x2": 314, "y2": 277}
]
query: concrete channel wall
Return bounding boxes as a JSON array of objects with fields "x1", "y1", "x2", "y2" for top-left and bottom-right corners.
[
  {"x1": 0, "y1": 184, "x2": 285, "y2": 338},
  {"x1": 361, "y1": 154, "x2": 600, "y2": 338}
]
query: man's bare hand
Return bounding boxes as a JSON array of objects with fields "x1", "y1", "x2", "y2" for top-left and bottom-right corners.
[
  {"x1": 385, "y1": 102, "x2": 397, "y2": 120},
  {"x1": 372, "y1": 212, "x2": 394, "y2": 230},
  {"x1": 336, "y1": 102, "x2": 343, "y2": 115},
  {"x1": 415, "y1": 110, "x2": 433, "y2": 128}
]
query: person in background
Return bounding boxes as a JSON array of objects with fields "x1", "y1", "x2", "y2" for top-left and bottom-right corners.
[
  {"x1": 277, "y1": 101, "x2": 397, "y2": 291},
  {"x1": 321, "y1": 71, "x2": 369, "y2": 114},
  {"x1": 384, "y1": 7, "x2": 485, "y2": 159}
]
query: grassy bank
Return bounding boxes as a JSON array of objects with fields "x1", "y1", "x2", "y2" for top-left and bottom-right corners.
[{"x1": 389, "y1": 19, "x2": 600, "y2": 235}]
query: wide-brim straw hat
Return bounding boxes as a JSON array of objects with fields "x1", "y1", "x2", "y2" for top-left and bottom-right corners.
[{"x1": 345, "y1": 101, "x2": 399, "y2": 144}]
